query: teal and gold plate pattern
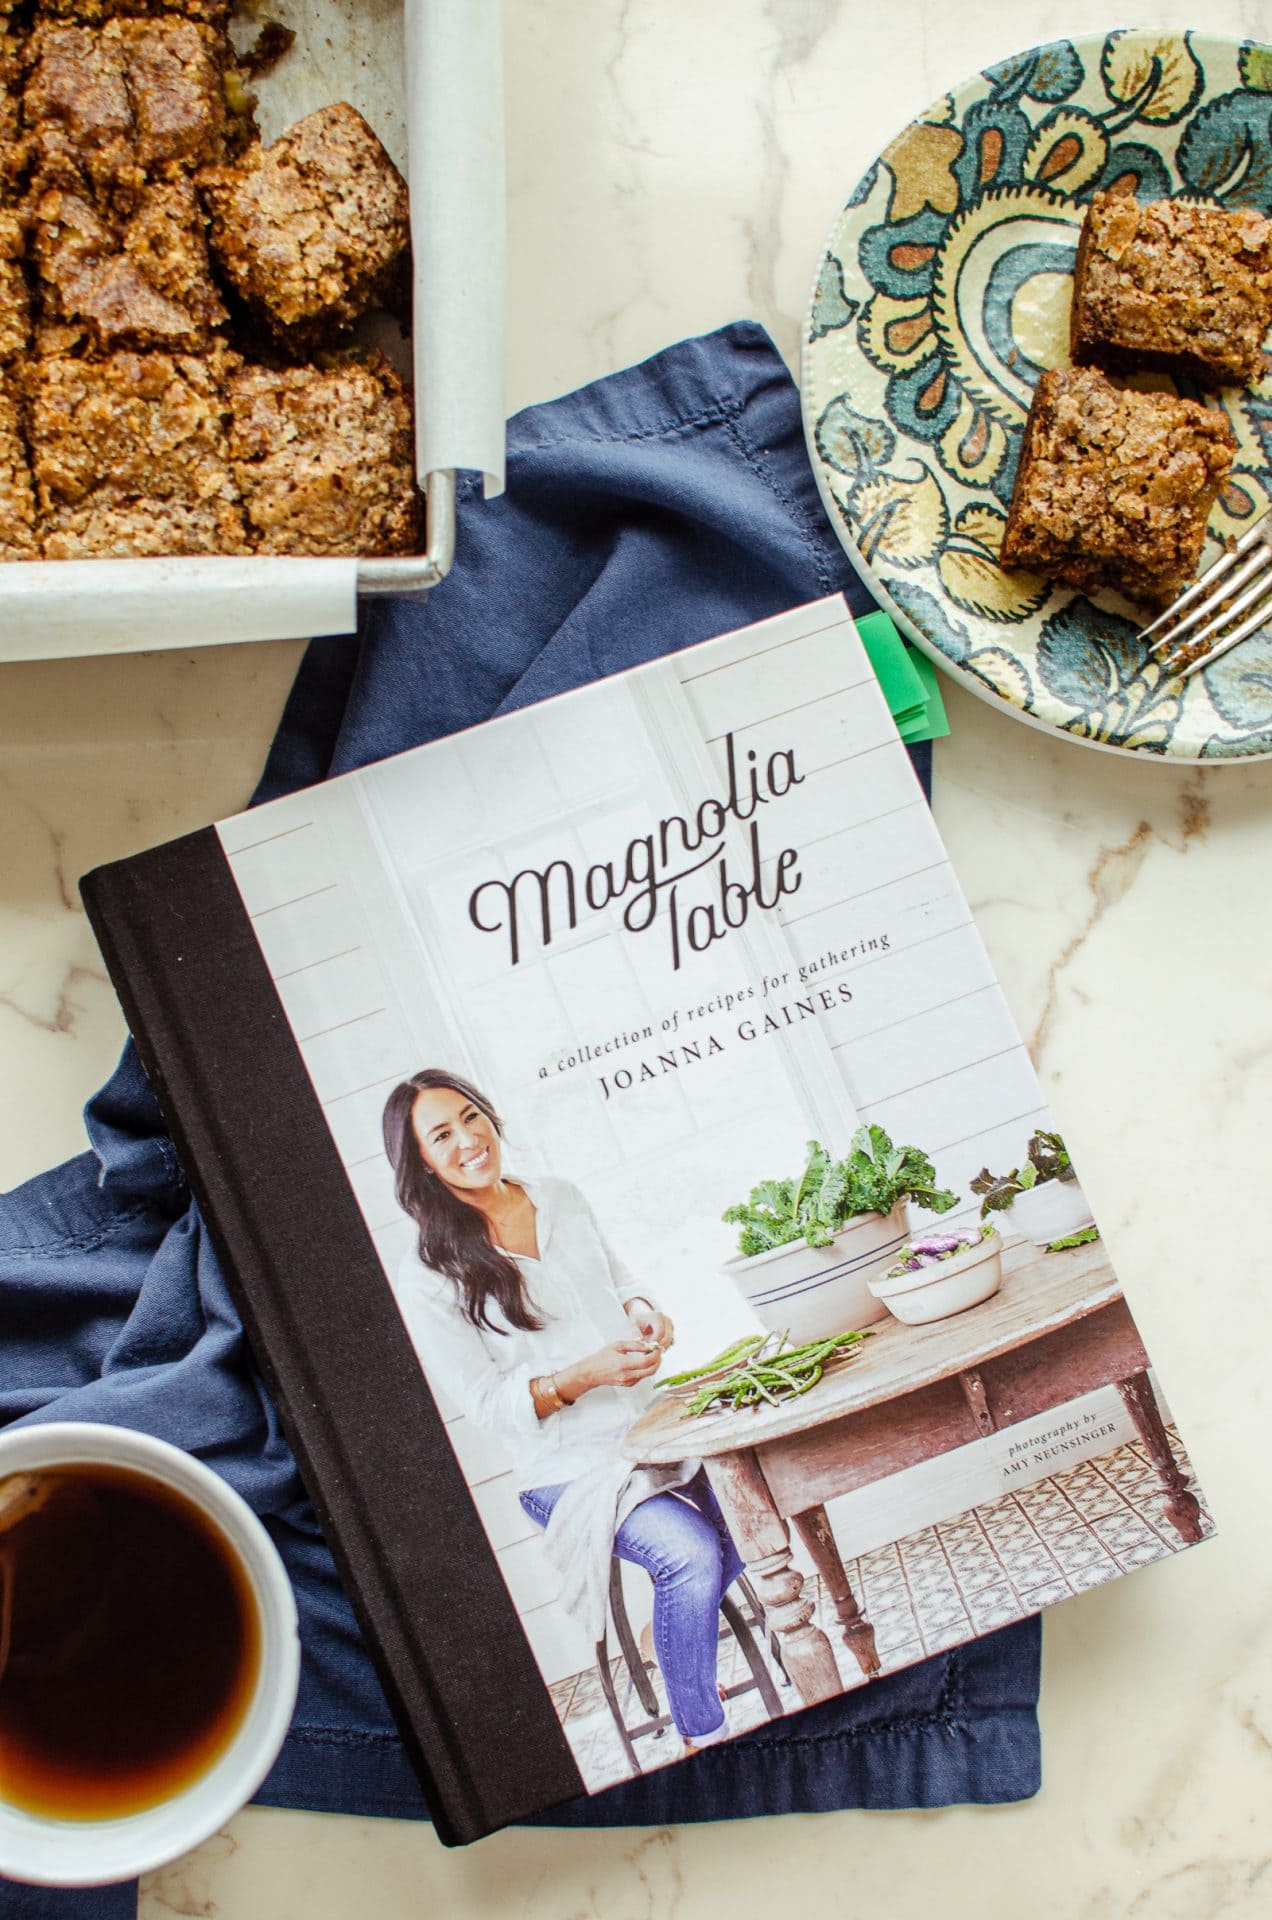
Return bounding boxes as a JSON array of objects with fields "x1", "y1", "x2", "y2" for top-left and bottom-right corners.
[{"x1": 802, "y1": 31, "x2": 1272, "y2": 759}]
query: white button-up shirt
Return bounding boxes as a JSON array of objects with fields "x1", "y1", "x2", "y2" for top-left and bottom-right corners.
[{"x1": 395, "y1": 1175, "x2": 659, "y2": 1491}]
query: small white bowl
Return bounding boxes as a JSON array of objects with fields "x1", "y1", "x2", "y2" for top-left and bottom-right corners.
[
  {"x1": 868, "y1": 1231, "x2": 1004, "y2": 1325},
  {"x1": 1007, "y1": 1179, "x2": 1095, "y2": 1247}
]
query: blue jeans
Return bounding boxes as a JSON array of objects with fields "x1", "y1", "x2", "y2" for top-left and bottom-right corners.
[{"x1": 521, "y1": 1472, "x2": 746, "y2": 1741}]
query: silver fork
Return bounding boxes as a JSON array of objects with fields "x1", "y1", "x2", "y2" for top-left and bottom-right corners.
[{"x1": 1141, "y1": 510, "x2": 1272, "y2": 680}]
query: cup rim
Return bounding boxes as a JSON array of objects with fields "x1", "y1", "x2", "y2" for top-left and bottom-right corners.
[{"x1": 0, "y1": 1422, "x2": 300, "y2": 1888}]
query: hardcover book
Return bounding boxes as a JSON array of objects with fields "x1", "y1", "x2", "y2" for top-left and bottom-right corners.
[{"x1": 81, "y1": 596, "x2": 1212, "y2": 1844}]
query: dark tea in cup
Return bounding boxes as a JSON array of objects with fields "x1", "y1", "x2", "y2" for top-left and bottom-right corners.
[{"x1": 0, "y1": 1461, "x2": 261, "y2": 1821}]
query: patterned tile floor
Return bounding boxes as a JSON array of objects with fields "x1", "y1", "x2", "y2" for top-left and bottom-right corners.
[{"x1": 552, "y1": 1427, "x2": 1212, "y2": 1789}]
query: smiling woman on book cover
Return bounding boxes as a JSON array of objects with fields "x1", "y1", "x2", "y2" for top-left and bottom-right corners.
[{"x1": 382, "y1": 1068, "x2": 750, "y2": 1758}]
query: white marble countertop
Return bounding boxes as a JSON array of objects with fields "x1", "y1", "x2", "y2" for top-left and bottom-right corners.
[{"x1": 3, "y1": 2, "x2": 1270, "y2": 1914}]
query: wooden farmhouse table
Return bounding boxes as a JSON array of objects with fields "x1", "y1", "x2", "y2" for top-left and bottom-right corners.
[{"x1": 622, "y1": 1237, "x2": 1201, "y2": 1708}]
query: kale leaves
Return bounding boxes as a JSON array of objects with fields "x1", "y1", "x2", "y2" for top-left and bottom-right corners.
[{"x1": 723, "y1": 1127, "x2": 957, "y2": 1258}]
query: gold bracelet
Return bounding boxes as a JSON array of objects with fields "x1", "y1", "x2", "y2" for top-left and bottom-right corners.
[{"x1": 536, "y1": 1373, "x2": 565, "y2": 1414}]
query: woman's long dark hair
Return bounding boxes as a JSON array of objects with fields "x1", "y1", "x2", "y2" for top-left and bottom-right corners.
[{"x1": 382, "y1": 1069, "x2": 545, "y2": 1336}]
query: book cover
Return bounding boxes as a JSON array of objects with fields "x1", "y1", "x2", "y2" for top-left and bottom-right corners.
[{"x1": 81, "y1": 595, "x2": 1212, "y2": 1839}]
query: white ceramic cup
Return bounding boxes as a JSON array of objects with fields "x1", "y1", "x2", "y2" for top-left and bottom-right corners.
[{"x1": 0, "y1": 1422, "x2": 300, "y2": 1888}]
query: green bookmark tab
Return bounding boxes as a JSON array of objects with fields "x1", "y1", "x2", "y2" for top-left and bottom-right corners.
[
  {"x1": 855, "y1": 609, "x2": 949, "y2": 745},
  {"x1": 899, "y1": 646, "x2": 950, "y2": 743}
]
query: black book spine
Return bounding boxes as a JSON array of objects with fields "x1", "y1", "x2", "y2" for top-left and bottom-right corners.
[{"x1": 81, "y1": 828, "x2": 586, "y2": 1845}]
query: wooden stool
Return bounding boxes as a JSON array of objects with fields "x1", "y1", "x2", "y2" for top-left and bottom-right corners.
[{"x1": 594, "y1": 1560, "x2": 788, "y2": 1772}]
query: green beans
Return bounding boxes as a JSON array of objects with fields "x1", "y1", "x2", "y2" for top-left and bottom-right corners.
[
  {"x1": 660, "y1": 1333, "x2": 769, "y2": 1387},
  {"x1": 674, "y1": 1329, "x2": 869, "y2": 1417}
]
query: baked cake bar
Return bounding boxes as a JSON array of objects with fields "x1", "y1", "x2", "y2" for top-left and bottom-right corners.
[
  {"x1": 226, "y1": 353, "x2": 418, "y2": 555},
  {"x1": 24, "y1": 18, "x2": 232, "y2": 203},
  {"x1": 0, "y1": 369, "x2": 36, "y2": 556},
  {"x1": 200, "y1": 103, "x2": 408, "y2": 339},
  {"x1": 32, "y1": 174, "x2": 225, "y2": 350},
  {"x1": 29, "y1": 347, "x2": 247, "y2": 555},
  {"x1": 0, "y1": 206, "x2": 28, "y2": 361},
  {"x1": 33, "y1": 0, "x2": 231, "y2": 30},
  {"x1": 1071, "y1": 191, "x2": 1272, "y2": 389},
  {"x1": 1000, "y1": 366, "x2": 1236, "y2": 606}
]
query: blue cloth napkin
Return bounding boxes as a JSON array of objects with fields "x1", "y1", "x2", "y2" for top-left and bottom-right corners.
[{"x1": 0, "y1": 321, "x2": 1040, "y2": 1912}]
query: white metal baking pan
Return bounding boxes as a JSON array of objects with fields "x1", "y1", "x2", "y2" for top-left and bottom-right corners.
[{"x1": 0, "y1": 0, "x2": 504, "y2": 662}]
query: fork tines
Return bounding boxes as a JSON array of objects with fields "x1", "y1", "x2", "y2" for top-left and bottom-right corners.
[{"x1": 1141, "y1": 510, "x2": 1272, "y2": 680}]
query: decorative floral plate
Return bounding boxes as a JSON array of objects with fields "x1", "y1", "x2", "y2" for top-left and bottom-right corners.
[{"x1": 801, "y1": 30, "x2": 1272, "y2": 759}]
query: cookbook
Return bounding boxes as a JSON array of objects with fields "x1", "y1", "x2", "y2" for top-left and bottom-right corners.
[{"x1": 81, "y1": 596, "x2": 1212, "y2": 1844}]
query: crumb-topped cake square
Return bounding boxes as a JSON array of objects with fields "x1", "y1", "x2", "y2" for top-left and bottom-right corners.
[
  {"x1": 0, "y1": 369, "x2": 36, "y2": 556},
  {"x1": 1, "y1": 29, "x2": 23, "y2": 152},
  {"x1": 1000, "y1": 367, "x2": 1236, "y2": 606},
  {"x1": 31, "y1": 175, "x2": 225, "y2": 351},
  {"x1": 29, "y1": 347, "x2": 247, "y2": 556},
  {"x1": 1071, "y1": 192, "x2": 1272, "y2": 389},
  {"x1": 199, "y1": 102, "x2": 408, "y2": 340},
  {"x1": 119, "y1": 18, "x2": 230, "y2": 175},
  {"x1": 0, "y1": 48, "x2": 28, "y2": 365},
  {"x1": 33, "y1": 0, "x2": 231, "y2": 28},
  {"x1": 24, "y1": 18, "x2": 229, "y2": 203},
  {"x1": 24, "y1": 21, "x2": 136, "y2": 198},
  {"x1": 226, "y1": 354, "x2": 418, "y2": 555},
  {"x1": 0, "y1": 207, "x2": 29, "y2": 361}
]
